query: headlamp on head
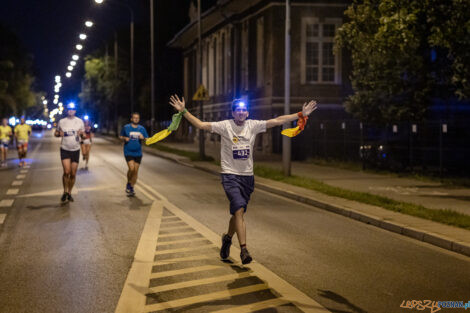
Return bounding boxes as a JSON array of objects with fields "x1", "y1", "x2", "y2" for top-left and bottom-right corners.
[
  {"x1": 66, "y1": 102, "x2": 76, "y2": 110},
  {"x1": 232, "y1": 99, "x2": 248, "y2": 112}
]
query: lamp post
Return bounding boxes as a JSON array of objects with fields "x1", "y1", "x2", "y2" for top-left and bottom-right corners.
[
  {"x1": 150, "y1": 0, "x2": 155, "y2": 133},
  {"x1": 282, "y1": 0, "x2": 291, "y2": 176}
]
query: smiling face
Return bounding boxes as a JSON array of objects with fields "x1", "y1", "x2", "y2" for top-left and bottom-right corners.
[{"x1": 232, "y1": 107, "x2": 249, "y2": 124}]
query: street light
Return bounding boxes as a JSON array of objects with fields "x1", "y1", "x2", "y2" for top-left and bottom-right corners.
[
  {"x1": 95, "y1": 0, "x2": 104, "y2": 3},
  {"x1": 55, "y1": 75, "x2": 61, "y2": 83},
  {"x1": 70, "y1": 61, "x2": 77, "y2": 66},
  {"x1": 85, "y1": 21, "x2": 94, "y2": 27},
  {"x1": 72, "y1": 55, "x2": 79, "y2": 61},
  {"x1": 76, "y1": 44, "x2": 83, "y2": 50},
  {"x1": 67, "y1": 66, "x2": 73, "y2": 71},
  {"x1": 79, "y1": 34, "x2": 87, "y2": 40},
  {"x1": 66, "y1": 72, "x2": 72, "y2": 78}
]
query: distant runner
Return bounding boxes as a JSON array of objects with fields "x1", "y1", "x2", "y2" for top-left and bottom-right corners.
[
  {"x1": 80, "y1": 120, "x2": 94, "y2": 170},
  {"x1": 14, "y1": 117, "x2": 31, "y2": 167},
  {"x1": 55, "y1": 103, "x2": 85, "y2": 203},
  {"x1": 169, "y1": 94, "x2": 317, "y2": 264},
  {"x1": 0, "y1": 118, "x2": 13, "y2": 167},
  {"x1": 119, "y1": 112, "x2": 149, "y2": 196}
]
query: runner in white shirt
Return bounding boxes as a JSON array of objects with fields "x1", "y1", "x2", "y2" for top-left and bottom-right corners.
[
  {"x1": 54, "y1": 102, "x2": 85, "y2": 203},
  {"x1": 169, "y1": 94, "x2": 317, "y2": 264}
]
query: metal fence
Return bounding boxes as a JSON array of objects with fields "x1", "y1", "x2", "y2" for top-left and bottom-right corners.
[{"x1": 282, "y1": 119, "x2": 470, "y2": 175}]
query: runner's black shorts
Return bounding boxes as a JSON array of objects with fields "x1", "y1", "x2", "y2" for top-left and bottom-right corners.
[
  {"x1": 60, "y1": 148, "x2": 80, "y2": 163},
  {"x1": 221, "y1": 174, "x2": 255, "y2": 215},
  {"x1": 125, "y1": 155, "x2": 142, "y2": 164}
]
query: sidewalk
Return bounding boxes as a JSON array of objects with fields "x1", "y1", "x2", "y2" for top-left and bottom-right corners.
[
  {"x1": 160, "y1": 141, "x2": 470, "y2": 216},
  {"x1": 141, "y1": 140, "x2": 470, "y2": 258}
]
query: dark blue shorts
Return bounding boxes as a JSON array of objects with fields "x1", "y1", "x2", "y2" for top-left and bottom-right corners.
[{"x1": 221, "y1": 174, "x2": 255, "y2": 215}]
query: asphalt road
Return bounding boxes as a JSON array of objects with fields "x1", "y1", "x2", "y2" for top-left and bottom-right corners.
[{"x1": 0, "y1": 131, "x2": 468, "y2": 313}]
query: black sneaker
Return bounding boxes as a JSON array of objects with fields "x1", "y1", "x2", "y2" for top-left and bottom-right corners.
[
  {"x1": 220, "y1": 234, "x2": 232, "y2": 259},
  {"x1": 67, "y1": 193, "x2": 74, "y2": 202},
  {"x1": 240, "y1": 247, "x2": 252, "y2": 265},
  {"x1": 61, "y1": 193, "x2": 68, "y2": 202}
]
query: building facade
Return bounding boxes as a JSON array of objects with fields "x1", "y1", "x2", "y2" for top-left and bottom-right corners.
[{"x1": 168, "y1": 0, "x2": 352, "y2": 158}]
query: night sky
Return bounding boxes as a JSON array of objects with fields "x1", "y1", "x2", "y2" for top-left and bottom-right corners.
[{"x1": 0, "y1": 0, "x2": 179, "y2": 97}]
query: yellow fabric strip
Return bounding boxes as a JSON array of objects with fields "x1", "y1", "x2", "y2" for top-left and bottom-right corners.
[
  {"x1": 146, "y1": 129, "x2": 172, "y2": 145},
  {"x1": 281, "y1": 126, "x2": 301, "y2": 138}
]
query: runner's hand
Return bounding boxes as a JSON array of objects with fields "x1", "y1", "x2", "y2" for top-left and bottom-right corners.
[
  {"x1": 124, "y1": 137, "x2": 130, "y2": 142},
  {"x1": 139, "y1": 133, "x2": 144, "y2": 140},
  {"x1": 302, "y1": 100, "x2": 318, "y2": 117},
  {"x1": 169, "y1": 94, "x2": 185, "y2": 112}
]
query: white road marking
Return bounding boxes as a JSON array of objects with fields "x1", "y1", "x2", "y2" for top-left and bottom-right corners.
[
  {"x1": 11, "y1": 181, "x2": 23, "y2": 186},
  {"x1": 0, "y1": 214, "x2": 6, "y2": 224},
  {"x1": 6, "y1": 189, "x2": 19, "y2": 195},
  {"x1": 16, "y1": 174, "x2": 26, "y2": 179},
  {"x1": 0, "y1": 199, "x2": 14, "y2": 207},
  {"x1": 20, "y1": 170, "x2": 28, "y2": 174}
]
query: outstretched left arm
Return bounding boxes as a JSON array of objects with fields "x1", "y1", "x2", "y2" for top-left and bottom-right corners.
[{"x1": 266, "y1": 100, "x2": 318, "y2": 129}]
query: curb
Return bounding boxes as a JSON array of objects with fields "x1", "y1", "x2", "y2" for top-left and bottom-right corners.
[{"x1": 99, "y1": 135, "x2": 470, "y2": 258}]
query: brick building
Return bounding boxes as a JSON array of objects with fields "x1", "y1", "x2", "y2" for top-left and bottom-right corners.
[{"x1": 168, "y1": 0, "x2": 352, "y2": 158}]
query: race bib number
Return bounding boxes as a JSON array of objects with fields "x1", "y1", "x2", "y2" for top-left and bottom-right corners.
[
  {"x1": 129, "y1": 131, "x2": 141, "y2": 140},
  {"x1": 232, "y1": 145, "x2": 250, "y2": 160}
]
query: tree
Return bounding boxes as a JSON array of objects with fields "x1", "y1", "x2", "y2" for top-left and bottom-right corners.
[
  {"x1": 0, "y1": 24, "x2": 38, "y2": 116},
  {"x1": 336, "y1": 0, "x2": 470, "y2": 124}
]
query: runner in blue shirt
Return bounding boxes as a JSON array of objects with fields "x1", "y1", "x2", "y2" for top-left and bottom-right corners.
[{"x1": 119, "y1": 112, "x2": 149, "y2": 196}]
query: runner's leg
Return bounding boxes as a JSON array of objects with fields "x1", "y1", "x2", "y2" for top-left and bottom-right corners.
[
  {"x1": 68, "y1": 161, "x2": 79, "y2": 192},
  {"x1": 232, "y1": 208, "x2": 246, "y2": 246},
  {"x1": 61, "y1": 158, "x2": 71, "y2": 193},
  {"x1": 127, "y1": 160, "x2": 135, "y2": 184},
  {"x1": 131, "y1": 162, "x2": 140, "y2": 186}
]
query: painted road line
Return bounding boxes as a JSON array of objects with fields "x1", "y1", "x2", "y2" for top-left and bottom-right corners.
[
  {"x1": 212, "y1": 297, "x2": 290, "y2": 313},
  {"x1": 11, "y1": 181, "x2": 23, "y2": 186},
  {"x1": 16, "y1": 174, "x2": 26, "y2": 179},
  {"x1": 160, "y1": 223, "x2": 190, "y2": 229},
  {"x1": 135, "y1": 178, "x2": 331, "y2": 313},
  {"x1": 158, "y1": 231, "x2": 199, "y2": 238},
  {"x1": 160, "y1": 220, "x2": 186, "y2": 226},
  {"x1": 20, "y1": 170, "x2": 28, "y2": 174},
  {"x1": 0, "y1": 199, "x2": 14, "y2": 207},
  {"x1": 155, "y1": 244, "x2": 213, "y2": 255},
  {"x1": 159, "y1": 225, "x2": 194, "y2": 232},
  {"x1": 154, "y1": 254, "x2": 219, "y2": 266},
  {"x1": 0, "y1": 214, "x2": 6, "y2": 224},
  {"x1": 6, "y1": 189, "x2": 19, "y2": 195},
  {"x1": 143, "y1": 284, "x2": 269, "y2": 312},
  {"x1": 149, "y1": 265, "x2": 222, "y2": 279},
  {"x1": 157, "y1": 237, "x2": 209, "y2": 246},
  {"x1": 114, "y1": 200, "x2": 162, "y2": 313},
  {"x1": 161, "y1": 216, "x2": 178, "y2": 220},
  {"x1": 147, "y1": 272, "x2": 252, "y2": 294}
]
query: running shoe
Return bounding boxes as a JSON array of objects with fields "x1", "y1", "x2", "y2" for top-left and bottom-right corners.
[
  {"x1": 220, "y1": 234, "x2": 232, "y2": 259},
  {"x1": 61, "y1": 193, "x2": 68, "y2": 202},
  {"x1": 240, "y1": 247, "x2": 252, "y2": 265},
  {"x1": 128, "y1": 185, "x2": 135, "y2": 196},
  {"x1": 126, "y1": 183, "x2": 132, "y2": 194},
  {"x1": 67, "y1": 193, "x2": 74, "y2": 202}
]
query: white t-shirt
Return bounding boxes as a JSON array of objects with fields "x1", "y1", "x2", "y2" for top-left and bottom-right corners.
[
  {"x1": 58, "y1": 117, "x2": 85, "y2": 151},
  {"x1": 210, "y1": 119, "x2": 266, "y2": 176}
]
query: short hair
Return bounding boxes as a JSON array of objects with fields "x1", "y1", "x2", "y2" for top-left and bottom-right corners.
[
  {"x1": 232, "y1": 99, "x2": 248, "y2": 112},
  {"x1": 131, "y1": 112, "x2": 140, "y2": 117}
]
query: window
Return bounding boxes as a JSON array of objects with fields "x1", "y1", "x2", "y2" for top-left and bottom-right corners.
[
  {"x1": 225, "y1": 27, "x2": 232, "y2": 93},
  {"x1": 208, "y1": 37, "x2": 215, "y2": 96},
  {"x1": 241, "y1": 20, "x2": 249, "y2": 91},
  {"x1": 301, "y1": 18, "x2": 341, "y2": 84},
  {"x1": 221, "y1": 32, "x2": 225, "y2": 94},
  {"x1": 256, "y1": 17, "x2": 264, "y2": 88},
  {"x1": 202, "y1": 41, "x2": 208, "y2": 89}
]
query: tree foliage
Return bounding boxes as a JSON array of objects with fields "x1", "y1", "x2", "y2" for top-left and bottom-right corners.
[
  {"x1": 336, "y1": 0, "x2": 470, "y2": 124},
  {"x1": 0, "y1": 24, "x2": 38, "y2": 116}
]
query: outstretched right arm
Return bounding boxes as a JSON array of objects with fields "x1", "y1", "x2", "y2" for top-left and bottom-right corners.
[{"x1": 169, "y1": 94, "x2": 212, "y2": 131}]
